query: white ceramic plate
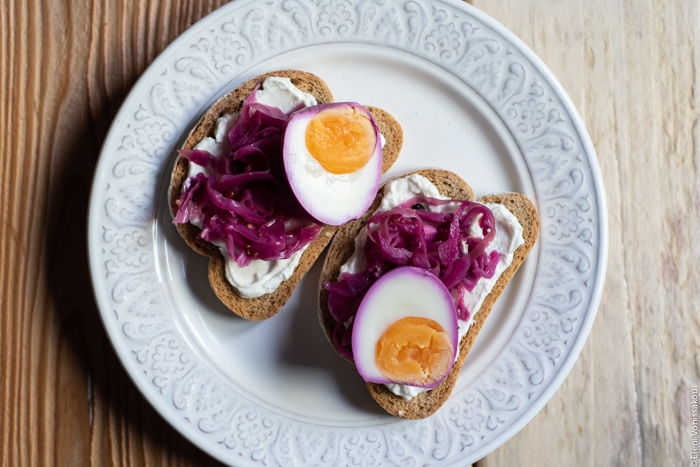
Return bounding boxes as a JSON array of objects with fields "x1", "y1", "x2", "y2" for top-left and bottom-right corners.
[{"x1": 88, "y1": 0, "x2": 607, "y2": 465}]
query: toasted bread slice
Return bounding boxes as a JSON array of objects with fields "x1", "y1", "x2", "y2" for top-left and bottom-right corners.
[
  {"x1": 169, "y1": 70, "x2": 403, "y2": 321},
  {"x1": 318, "y1": 169, "x2": 539, "y2": 418}
]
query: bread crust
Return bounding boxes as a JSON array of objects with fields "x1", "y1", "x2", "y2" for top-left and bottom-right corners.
[
  {"x1": 318, "y1": 169, "x2": 539, "y2": 418},
  {"x1": 168, "y1": 70, "x2": 403, "y2": 321}
]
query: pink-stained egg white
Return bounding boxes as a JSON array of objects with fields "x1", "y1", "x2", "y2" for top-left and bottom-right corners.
[
  {"x1": 352, "y1": 266, "x2": 459, "y2": 389},
  {"x1": 282, "y1": 102, "x2": 382, "y2": 226}
]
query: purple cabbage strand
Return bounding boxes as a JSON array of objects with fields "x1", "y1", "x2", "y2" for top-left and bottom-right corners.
[
  {"x1": 173, "y1": 87, "x2": 322, "y2": 266},
  {"x1": 325, "y1": 195, "x2": 501, "y2": 359}
]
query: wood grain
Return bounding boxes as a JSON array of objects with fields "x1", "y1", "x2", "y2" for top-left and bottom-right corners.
[
  {"x1": 0, "y1": 1, "x2": 230, "y2": 466},
  {"x1": 471, "y1": 1, "x2": 700, "y2": 466},
  {"x1": 1, "y1": 0, "x2": 698, "y2": 465}
]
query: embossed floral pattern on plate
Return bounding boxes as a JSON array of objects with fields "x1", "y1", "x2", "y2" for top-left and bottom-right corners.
[{"x1": 87, "y1": 0, "x2": 607, "y2": 465}]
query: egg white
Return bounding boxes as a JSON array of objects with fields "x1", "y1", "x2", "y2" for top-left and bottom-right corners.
[
  {"x1": 283, "y1": 104, "x2": 382, "y2": 226},
  {"x1": 351, "y1": 266, "x2": 459, "y2": 386}
]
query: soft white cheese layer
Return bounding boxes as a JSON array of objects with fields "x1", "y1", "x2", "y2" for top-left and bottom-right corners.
[
  {"x1": 186, "y1": 77, "x2": 317, "y2": 298},
  {"x1": 255, "y1": 76, "x2": 318, "y2": 113},
  {"x1": 337, "y1": 174, "x2": 524, "y2": 400},
  {"x1": 222, "y1": 246, "x2": 307, "y2": 298}
]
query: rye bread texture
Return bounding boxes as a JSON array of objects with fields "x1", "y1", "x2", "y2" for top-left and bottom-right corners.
[
  {"x1": 317, "y1": 169, "x2": 539, "y2": 419},
  {"x1": 169, "y1": 70, "x2": 403, "y2": 321}
]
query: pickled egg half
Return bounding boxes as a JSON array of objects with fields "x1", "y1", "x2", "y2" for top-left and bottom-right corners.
[
  {"x1": 352, "y1": 266, "x2": 459, "y2": 388},
  {"x1": 283, "y1": 102, "x2": 382, "y2": 226}
]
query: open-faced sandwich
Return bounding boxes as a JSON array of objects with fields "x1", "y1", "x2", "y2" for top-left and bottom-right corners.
[
  {"x1": 169, "y1": 70, "x2": 403, "y2": 320},
  {"x1": 318, "y1": 170, "x2": 539, "y2": 418}
]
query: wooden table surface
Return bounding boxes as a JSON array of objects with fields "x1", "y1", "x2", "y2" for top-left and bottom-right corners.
[{"x1": 2, "y1": 0, "x2": 698, "y2": 465}]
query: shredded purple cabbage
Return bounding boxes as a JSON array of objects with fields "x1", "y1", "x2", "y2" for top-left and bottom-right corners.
[
  {"x1": 325, "y1": 196, "x2": 501, "y2": 359},
  {"x1": 173, "y1": 88, "x2": 322, "y2": 266}
]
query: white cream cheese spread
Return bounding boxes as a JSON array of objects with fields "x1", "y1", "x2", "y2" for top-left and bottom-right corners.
[
  {"x1": 186, "y1": 77, "x2": 317, "y2": 298},
  {"x1": 255, "y1": 76, "x2": 318, "y2": 113},
  {"x1": 337, "y1": 174, "x2": 525, "y2": 400}
]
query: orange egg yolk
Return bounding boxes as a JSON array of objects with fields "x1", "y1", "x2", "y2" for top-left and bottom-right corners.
[
  {"x1": 305, "y1": 106, "x2": 376, "y2": 175},
  {"x1": 375, "y1": 317, "x2": 454, "y2": 386}
]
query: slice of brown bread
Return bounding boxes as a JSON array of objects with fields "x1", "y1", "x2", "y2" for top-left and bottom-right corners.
[
  {"x1": 317, "y1": 169, "x2": 539, "y2": 418},
  {"x1": 363, "y1": 106, "x2": 402, "y2": 172},
  {"x1": 168, "y1": 70, "x2": 403, "y2": 321}
]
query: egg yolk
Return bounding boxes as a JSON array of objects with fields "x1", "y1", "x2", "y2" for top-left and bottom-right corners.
[
  {"x1": 305, "y1": 106, "x2": 376, "y2": 175},
  {"x1": 375, "y1": 317, "x2": 454, "y2": 386}
]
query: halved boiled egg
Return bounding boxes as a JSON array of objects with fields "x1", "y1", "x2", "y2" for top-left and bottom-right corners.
[
  {"x1": 352, "y1": 266, "x2": 459, "y2": 388},
  {"x1": 283, "y1": 102, "x2": 382, "y2": 226}
]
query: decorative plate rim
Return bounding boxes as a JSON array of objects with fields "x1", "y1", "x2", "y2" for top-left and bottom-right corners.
[{"x1": 87, "y1": 0, "x2": 608, "y2": 465}]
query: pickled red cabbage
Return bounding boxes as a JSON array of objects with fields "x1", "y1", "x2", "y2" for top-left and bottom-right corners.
[
  {"x1": 325, "y1": 196, "x2": 500, "y2": 359},
  {"x1": 173, "y1": 88, "x2": 322, "y2": 266}
]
